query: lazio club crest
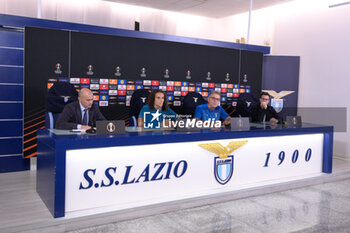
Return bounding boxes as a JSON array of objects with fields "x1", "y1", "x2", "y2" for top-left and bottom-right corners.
[
  {"x1": 199, "y1": 141, "x2": 248, "y2": 185},
  {"x1": 263, "y1": 90, "x2": 295, "y2": 113}
]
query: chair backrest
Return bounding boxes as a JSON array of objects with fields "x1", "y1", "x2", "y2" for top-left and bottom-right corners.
[
  {"x1": 45, "y1": 82, "x2": 78, "y2": 129},
  {"x1": 236, "y1": 93, "x2": 258, "y2": 118},
  {"x1": 46, "y1": 82, "x2": 78, "y2": 113},
  {"x1": 45, "y1": 112, "x2": 61, "y2": 129},
  {"x1": 129, "y1": 89, "x2": 150, "y2": 126},
  {"x1": 182, "y1": 92, "x2": 207, "y2": 118}
]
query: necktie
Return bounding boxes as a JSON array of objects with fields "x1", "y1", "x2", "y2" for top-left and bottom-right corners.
[{"x1": 82, "y1": 108, "x2": 88, "y2": 125}]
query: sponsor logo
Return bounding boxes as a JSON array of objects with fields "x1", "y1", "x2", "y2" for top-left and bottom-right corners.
[
  {"x1": 199, "y1": 141, "x2": 248, "y2": 185},
  {"x1": 90, "y1": 84, "x2": 99, "y2": 90},
  {"x1": 118, "y1": 79, "x2": 126, "y2": 85},
  {"x1": 106, "y1": 122, "x2": 116, "y2": 133},
  {"x1": 118, "y1": 85, "x2": 126, "y2": 90},
  {"x1": 70, "y1": 78, "x2": 80, "y2": 84},
  {"x1": 81, "y1": 78, "x2": 90, "y2": 84},
  {"x1": 109, "y1": 79, "x2": 118, "y2": 84},
  {"x1": 152, "y1": 80, "x2": 159, "y2": 86},
  {"x1": 174, "y1": 81, "x2": 182, "y2": 86},
  {"x1": 109, "y1": 90, "x2": 118, "y2": 95},
  {"x1": 159, "y1": 86, "x2": 167, "y2": 91},
  {"x1": 100, "y1": 84, "x2": 109, "y2": 90},
  {"x1": 174, "y1": 91, "x2": 181, "y2": 96},
  {"x1": 58, "y1": 77, "x2": 68, "y2": 82},
  {"x1": 100, "y1": 79, "x2": 109, "y2": 84},
  {"x1": 87, "y1": 65, "x2": 94, "y2": 75},
  {"x1": 143, "y1": 110, "x2": 162, "y2": 129},
  {"x1": 263, "y1": 90, "x2": 295, "y2": 113},
  {"x1": 173, "y1": 101, "x2": 181, "y2": 106},
  {"x1": 54, "y1": 63, "x2": 62, "y2": 74},
  {"x1": 167, "y1": 81, "x2": 174, "y2": 86},
  {"x1": 78, "y1": 160, "x2": 188, "y2": 190},
  {"x1": 99, "y1": 101, "x2": 108, "y2": 106},
  {"x1": 143, "y1": 80, "x2": 152, "y2": 86}
]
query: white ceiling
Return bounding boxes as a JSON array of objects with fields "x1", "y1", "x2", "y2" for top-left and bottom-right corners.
[{"x1": 103, "y1": 0, "x2": 295, "y2": 18}]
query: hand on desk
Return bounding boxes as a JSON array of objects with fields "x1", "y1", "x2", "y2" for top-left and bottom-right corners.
[
  {"x1": 269, "y1": 117, "x2": 278, "y2": 124},
  {"x1": 223, "y1": 116, "x2": 231, "y2": 126},
  {"x1": 81, "y1": 125, "x2": 91, "y2": 130}
]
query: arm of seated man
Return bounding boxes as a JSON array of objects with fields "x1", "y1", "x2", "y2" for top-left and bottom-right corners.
[
  {"x1": 223, "y1": 116, "x2": 231, "y2": 125},
  {"x1": 137, "y1": 117, "x2": 143, "y2": 127}
]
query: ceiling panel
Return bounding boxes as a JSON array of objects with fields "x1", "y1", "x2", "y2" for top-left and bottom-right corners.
[{"x1": 103, "y1": 0, "x2": 295, "y2": 18}]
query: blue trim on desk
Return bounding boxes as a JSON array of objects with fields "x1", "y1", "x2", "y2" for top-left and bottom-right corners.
[
  {"x1": 322, "y1": 131, "x2": 333, "y2": 173},
  {"x1": 46, "y1": 124, "x2": 333, "y2": 150},
  {"x1": 54, "y1": 146, "x2": 66, "y2": 218}
]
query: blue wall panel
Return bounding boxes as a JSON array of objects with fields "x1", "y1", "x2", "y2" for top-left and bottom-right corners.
[
  {"x1": 0, "y1": 138, "x2": 23, "y2": 155},
  {"x1": 0, "y1": 85, "x2": 23, "y2": 101},
  {"x1": 0, "y1": 156, "x2": 29, "y2": 173},
  {"x1": 0, "y1": 103, "x2": 23, "y2": 118},
  {"x1": 0, "y1": 48, "x2": 23, "y2": 66},
  {"x1": 0, "y1": 30, "x2": 23, "y2": 48},
  {"x1": 0, "y1": 66, "x2": 23, "y2": 83},
  {"x1": 0, "y1": 120, "x2": 23, "y2": 137}
]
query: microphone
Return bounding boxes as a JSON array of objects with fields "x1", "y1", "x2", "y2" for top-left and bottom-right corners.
[{"x1": 86, "y1": 121, "x2": 96, "y2": 134}]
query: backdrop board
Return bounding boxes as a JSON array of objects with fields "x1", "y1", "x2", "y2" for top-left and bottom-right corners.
[
  {"x1": 24, "y1": 27, "x2": 70, "y2": 158},
  {"x1": 262, "y1": 55, "x2": 300, "y2": 120},
  {"x1": 24, "y1": 26, "x2": 263, "y2": 156}
]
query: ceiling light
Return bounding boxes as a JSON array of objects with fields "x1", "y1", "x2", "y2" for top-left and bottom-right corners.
[{"x1": 329, "y1": 0, "x2": 350, "y2": 8}]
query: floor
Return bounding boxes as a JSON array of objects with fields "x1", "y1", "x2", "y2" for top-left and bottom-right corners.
[
  {"x1": 1, "y1": 157, "x2": 350, "y2": 233},
  {"x1": 68, "y1": 179, "x2": 350, "y2": 233}
]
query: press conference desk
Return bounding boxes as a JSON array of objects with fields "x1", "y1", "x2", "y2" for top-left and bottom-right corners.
[{"x1": 36, "y1": 123, "x2": 333, "y2": 218}]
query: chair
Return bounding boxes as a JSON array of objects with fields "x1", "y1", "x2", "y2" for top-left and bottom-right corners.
[
  {"x1": 235, "y1": 93, "x2": 258, "y2": 119},
  {"x1": 182, "y1": 92, "x2": 207, "y2": 118},
  {"x1": 129, "y1": 89, "x2": 150, "y2": 126},
  {"x1": 45, "y1": 112, "x2": 61, "y2": 129},
  {"x1": 45, "y1": 82, "x2": 78, "y2": 129}
]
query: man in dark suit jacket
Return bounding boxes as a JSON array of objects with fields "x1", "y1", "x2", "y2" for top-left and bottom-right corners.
[
  {"x1": 56, "y1": 88, "x2": 106, "y2": 130},
  {"x1": 252, "y1": 92, "x2": 279, "y2": 123}
]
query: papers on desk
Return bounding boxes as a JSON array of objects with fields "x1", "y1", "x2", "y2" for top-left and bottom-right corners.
[{"x1": 71, "y1": 129, "x2": 86, "y2": 133}]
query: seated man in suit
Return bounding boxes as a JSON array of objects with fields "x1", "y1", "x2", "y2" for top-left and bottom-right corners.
[
  {"x1": 194, "y1": 91, "x2": 231, "y2": 126},
  {"x1": 56, "y1": 88, "x2": 106, "y2": 130},
  {"x1": 252, "y1": 92, "x2": 279, "y2": 123}
]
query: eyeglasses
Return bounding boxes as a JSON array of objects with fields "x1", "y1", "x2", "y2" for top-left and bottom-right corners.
[
  {"x1": 260, "y1": 98, "x2": 269, "y2": 101},
  {"x1": 209, "y1": 97, "x2": 221, "y2": 101}
]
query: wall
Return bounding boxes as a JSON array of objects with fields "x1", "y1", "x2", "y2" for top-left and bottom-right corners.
[
  {"x1": 0, "y1": 0, "x2": 228, "y2": 43},
  {"x1": 224, "y1": 0, "x2": 350, "y2": 158},
  {"x1": 1, "y1": 0, "x2": 349, "y2": 158}
]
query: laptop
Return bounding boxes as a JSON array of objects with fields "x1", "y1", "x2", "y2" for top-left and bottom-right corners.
[
  {"x1": 96, "y1": 120, "x2": 125, "y2": 134},
  {"x1": 230, "y1": 117, "x2": 250, "y2": 130},
  {"x1": 286, "y1": 116, "x2": 302, "y2": 127}
]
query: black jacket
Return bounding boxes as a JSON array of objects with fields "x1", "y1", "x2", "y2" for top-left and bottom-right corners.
[
  {"x1": 252, "y1": 105, "x2": 280, "y2": 123},
  {"x1": 56, "y1": 101, "x2": 106, "y2": 129}
]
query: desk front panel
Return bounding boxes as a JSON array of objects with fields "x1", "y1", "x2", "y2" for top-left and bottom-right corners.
[{"x1": 65, "y1": 133, "x2": 323, "y2": 215}]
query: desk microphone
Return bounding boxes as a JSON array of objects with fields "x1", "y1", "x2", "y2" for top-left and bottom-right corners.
[{"x1": 86, "y1": 122, "x2": 96, "y2": 134}]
